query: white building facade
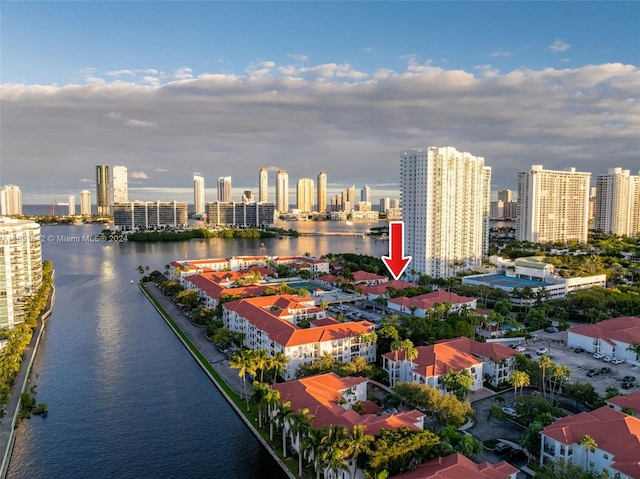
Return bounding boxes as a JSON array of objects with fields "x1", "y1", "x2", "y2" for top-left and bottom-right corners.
[
  {"x1": 400, "y1": 146, "x2": 491, "y2": 278},
  {"x1": 112, "y1": 165, "x2": 128, "y2": 203},
  {"x1": 0, "y1": 185, "x2": 23, "y2": 216},
  {"x1": 276, "y1": 170, "x2": 289, "y2": 214},
  {"x1": 193, "y1": 175, "x2": 205, "y2": 216},
  {"x1": 595, "y1": 167, "x2": 640, "y2": 237},
  {"x1": 80, "y1": 190, "x2": 91, "y2": 215}
]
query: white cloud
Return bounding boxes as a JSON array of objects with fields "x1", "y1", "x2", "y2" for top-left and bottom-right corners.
[
  {"x1": 490, "y1": 49, "x2": 511, "y2": 58},
  {"x1": 130, "y1": 171, "x2": 149, "y2": 179},
  {"x1": 288, "y1": 54, "x2": 308, "y2": 62},
  {"x1": 80, "y1": 178, "x2": 91, "y2": 182},
  {"x1": 156, "y1": 168, "x2": 169, "y2": 173},
  {"x1": 124, "y1": 119, "x2": 157, "y2": 128},
  {"x1": 549, "y1": 39, "x2": 570, "y2": 52}
]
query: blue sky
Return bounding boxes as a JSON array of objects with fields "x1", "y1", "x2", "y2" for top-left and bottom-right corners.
[{"x1": 1, "y1": 1, "x2": 639, "y2": 203}]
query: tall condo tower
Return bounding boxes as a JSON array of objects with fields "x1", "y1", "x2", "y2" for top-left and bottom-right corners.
[
  {"x1": 259, "y1": 168, "x2": 269, "y2": 203},
  {"x1": 68, "y1": 195, "x2": 76, "y2": 216},
  {"x1": 361, "y1": 185, "x2": 371, "y2": 203},
  {"x1": 276, "y1": 170, "x2": 289, "y2": 214},
  {"x1": 217, "y1": 176, "x2": 232, "y2": 202},
  {"x1": 317, "y1": 172, "x2": 327, "y2": 213},
  {"x1": 0, "y1": 184, "x2": 23, "y2": 216},
  {"x1": 517, "y1": 165, "x2": 591, "y2": 243},
  {"x1": 296, "y1": 178, "x2": 315, "y2": 213},
  {"x1": 595, "y1": 167, "x2": 640, "y2": 237},
  {"x1": 112, "y1": 165, "x2": 128, "y2": 203},
  {"x1": 96, "y1": 165, "x2": 111, "y2": 214},
  {"x1": 80, "y1": 190, "x2": 91, "y2": 215},
  {"x1": 193, "y1": 175, "x2": 205, "y2": 215},
  {"x1": 400, "y1": 146, "x2": 491, "y2": 278}
]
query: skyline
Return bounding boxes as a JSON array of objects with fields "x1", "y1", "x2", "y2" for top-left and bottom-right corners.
[{"x1": 1, "y1": 2, "x2": 639, "y2": 203}]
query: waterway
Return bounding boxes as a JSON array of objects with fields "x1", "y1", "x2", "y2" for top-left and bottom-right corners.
[{"x1": 6, "y1": 220, "x2": 388, "y2": 479}]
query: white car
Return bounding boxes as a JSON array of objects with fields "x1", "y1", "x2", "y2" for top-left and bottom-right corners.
[
  {"x1": 502, "y1": 406, "x2": 518, "y2": 417},
  {"x1": 603, "y1": 356, "x2": 613, "y2": 362},
  {"x1": 611, "y1": 358, "x2": 625, "y2": 365},
  {"x1": 536, "y1": 347, "x2": 549, "y2": 355},
  {"x1": 593, "y1": 352, "x2": 604, "y2": 359},
  {"x1": 515, "y1": 346, "x2": 527, "y2": 352}
]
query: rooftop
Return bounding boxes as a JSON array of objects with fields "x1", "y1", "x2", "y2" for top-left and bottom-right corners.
[
  {"x1": 464, "y1": 274, "x2": 553, "y2": 289},
  {"x1": 391, "y1": 452, "x2": 518, "y2": 479},
  {"x1": 569, "y1": 316, "x2": 640, "y2": 347}
]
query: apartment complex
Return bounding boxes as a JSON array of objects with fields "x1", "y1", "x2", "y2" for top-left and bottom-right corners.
[
  {"x1": 259, "y1": 168, "x2": 269, "y2": 203},
  {"x1": 96, "y1": 165, "x2": 111, "y2": 214},
  {"x1": 0, "y1": 218, "x2": 43, "y2": 329},
  {"x1": 112, "y1": 165, "x2": 128, "y2": 203},
  {"x1": 400, "y1": 146, "x2": 491, "y2": 278},
  {"x1": 80, "y1": 190, "x2": 91, "y2": 215},
  {"x1": 193, "y1": 175, "x2": 205, "y2": 215},
  {"x1": 296, "y1": 178, "x2": 314, "y2": 213},
  {"x1": 316, "y1": 171, "x2": 327, "y2": 213},
  {"x1": 205, "y1": 201, "x2": 275, "y2": 227},
  {"x1": 276, "y1": 170, "x2": 289, "y2": 213},
  {"x1": 517, "y1": 165, "x2": 591, "y2": 243},
  {"x1": 595, "y1": 167, "x2": 640, "y2": 237},
  {"x1": 0, "y1": 185, "x2": 23, "y2": 216},
  {"x1": 112, "y1": 201, "x2": 188, "y2": 231},
  {"x1": 217, "y1": 176, "x2": 232, "y2": 202}
]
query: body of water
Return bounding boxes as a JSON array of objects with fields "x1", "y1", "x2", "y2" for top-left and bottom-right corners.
[{"x1": 7, "y1": 221, "x2": 388, "y2": 478}]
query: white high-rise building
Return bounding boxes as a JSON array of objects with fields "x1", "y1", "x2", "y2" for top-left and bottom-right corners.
[
  {"x1": 317, "y1": 172, "x2": 327, "y2": 213},
  {"x1": 595, "y1": 168, "x2": 640, "y2": 237},
  {"x1": 296, "y1": 178, "x2": 315, "y2": 213},
  {"x1": 68, "y1": 195, "x2": 75, "y2": 216},
  {"x1": 517, "y1": 165, "x2": 591, "y2": 243},
  {"x1": 193, "y1": 175, "x2": 205, "y2": 215},
  {"x1": 96, "y1": 165, "x2": 110, "y2": 214},
  {"x1": 217, "y1": 176, "x2": 232, "y2": 202},
  {"x1": 0, "y1": 184, "x2": 22, "y2": 216},
  {"x1": 0, "y1": 218, "x2": 43, "y2": 329},
  {"x1": 276, "y1": 170, "x2": 289, "y2": 214},
  {"x1": 259, "y1": 168, "x2": 269, "y2": 203},
  {"x1": 400, "y1": 146, "x2": 491, "y2": 278},
  {"x1": 361, "y1": 185, "x2": 371, "y2": 203},
  {"x1": 380, "y1": 197, "x2": 390, "y2": 213},
  {"x1": 112, "y1": 166, "x2": 128, "y2": 204},
  {"x1": 80, "y1": 190, "x2": 91, "y2": 215}
]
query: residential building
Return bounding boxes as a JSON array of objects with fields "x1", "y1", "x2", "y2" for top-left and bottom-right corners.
[
  {"x1": 387, "y1": 291, "x2": 477, "y2": 317},
  {"x1": 540, "y1": 406, "x2": 640, "y2": 478},
  {"x1": 205, "y1": 201, "x2": 275, "y2": 227},
  {"x1": 0, "y1": 218, "x2": 43, "y2": 329},
  {"x1": 112, "y1": 201, "x2": 188, "y2": 231},
  {"x1": 217, "y1": 176, "x2": 232, "y2": 202},
  {"x1": 567, "y1": 316, "x2": 640, "y2": 366},
  {"x1": 296, "y1": 178, "x2": 314, "y2": 213},
  {"x1": 595, "y1": 168, "x2": 640, "y2": 237},
  {"x1": 0, "y1": 185, "x2": 22, "y2": 216},
  {"x1": 392, "y1": 453, "x2": 517, "y2": 479},
  {"x1": 330, "y1": 185, "x2": 356, "y2": 213},
  {"x1": 222, "y1": 295, "x2": 377, "y2": 380},
  {"x1": 67, "y1": 195, "x2": 75, "y2": 216},
  {"x1": 259, "y1": 168, "x2": 269, "y2": 203},
  {"x1": 517, "y1": 165, "x2": 591, "y2": 243},
  {"x1": 80, "y1": 190, "x2": 91, "y2": 215},
  {"x1": 273, "y1": 256, "x2": 330, "y2": 275},
  {"x1": 241, "y1": 190, "x2": 254, "y2": 203},
  {"x1": 276, "y1": 170, "x2": 289, "y2": 214},
  {"x1": 380, "y1": 197, "x2": 390, "y2": 213},
  {"x1": 400, "y1": 146, "x2": 491, "y2": 278},
  {"x1": 193, "y1": 175, "x2": 205, "y2": 216},
  {"x1": 606, "y1": 391, "x2": 640, "y2": 418},
  {"x1": 382, "y1": 337, "x2": 518, "y2": 389},
  {"x1": 317, "y1": 171, "x2": 327, "y2": 213},
  {"x1": 96, "y1": 165, "x2": 110, "y2": 214},
  {"x1": 112, "y1": 165, "x2": 128, "y2": 203},
  {"x1": 498, "y1": 189, "x2": 512, "y2": 203},
  {"x1": 361, "y1": 185, "x2": 371, "y2": 203}
]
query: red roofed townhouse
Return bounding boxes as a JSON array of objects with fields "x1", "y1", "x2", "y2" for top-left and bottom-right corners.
[
  {"x1": 222, "y1": 295, "x2": 377, "y2": 380},
  {"x1": 274, "y1": 256, "x2": 330, "y2": 274},
  {"x1": 169, "y1": 258, "x2": 230, "y2": 279},
  {"x1": 270, "y1": 373, "x2": 425, "y2": 479},
  {"x1": 540, "y1": 406, "x2": 640, "y2": 478},
  {"x1": 183, "y1": 273, "x2": 275, "y2": 308},
  {"x1": 567, "y1": 317, "x2": 640, "y2": 366},
  {"x1": 607, "y1": 391, "x2": 640, "y2": 418},
  {"x1": 387, "y1": 291, "x2": 477, "y2": 317},
  {"x1": 391, "y1": 452, "x2": 517, "y2": 479},
  {"x1": 361, "y1": 280, "x2": 419, "y2": 300},
  {"x1": 316, "y1": 274, "x2": 342, "y2": 288},
  {"x1": 383, "y1": 337, "x2": 518, "y2": 389},
  {"x1": 350, "y1": 270, "x2": 389, "y2": 285}
]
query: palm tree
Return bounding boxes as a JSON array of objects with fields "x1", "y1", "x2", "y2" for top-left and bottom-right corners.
[
  {"x1": 291, "y1": 408, "x2": 315, "y2": 477},
  {"x1": 265, "y1": 389, "x2": 281, "y2": 441},
  {"x1": 250, "y1": 381, "x2": 271, "y2": 427},
  {"x1": 267, "y1": 351, "x2": 289, "y2": 384},
  {"x1": 275, "y1": 401, "x2": 296, "y2": 457},
  {"x1": 579, "y1": 434, "x2": 598, "y2": 472},
  {"x1": 538, "y1": 355, "x2": 553, "y2": 399},
  {"x1": 229, "y1": 349, "x2": 256, "y2": 409},
  {"x1": 253, "y1": 348, "x2": 269, "y2": 382},
  {"x1": 509, "y1": 370, "x2": 530, "y2": 400},
  {"x1": 302, "y1": 427, "x2": 325, "y2": 479},
  {"x1": 319, "y1": 425, "x2": 349, "y2": 479},
  {"x1": 344, "y1": 425, "x2": 374, "y2": 479}
]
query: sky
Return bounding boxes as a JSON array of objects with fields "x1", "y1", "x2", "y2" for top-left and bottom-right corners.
[{"x1": 1, "y1": 1, "x2": 639, "y2": 204}]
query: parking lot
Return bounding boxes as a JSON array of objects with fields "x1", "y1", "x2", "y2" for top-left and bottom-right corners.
[{"x1": 518, "y1": 329, "x2": 639, "y2": 396}]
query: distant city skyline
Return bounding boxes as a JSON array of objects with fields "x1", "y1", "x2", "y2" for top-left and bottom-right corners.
[{"x1": 1, "y1": 2, "x2": 637, "y2": 203}]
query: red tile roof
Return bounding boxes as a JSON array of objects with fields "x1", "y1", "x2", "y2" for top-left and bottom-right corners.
[
  {"x1": 607, "y1": 391, "x2": 640, "y2": 414},
  {"x1": 362, "y1": 280, "x2": 419, "y2": 296},
  {"x1": 391, "y1": 453, "x2": 518, "y2": 479},
  {"x1": 541, "y1": 406, "x2": 640, "y2": 478},
  {"x1": 569, "y1": 316, "x2": 640, "y2": 347},
  {"x1": 351, "y1": 270, "x2": 389, "y2": 283},
  {"x1": 271, "y1": 373, "x2": 424, "y2": 435},
  {"x1": 388, "y1": 291, "x2": 476, "y2": 310}
]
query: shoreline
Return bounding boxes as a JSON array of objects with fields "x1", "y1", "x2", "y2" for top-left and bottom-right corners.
[
  {"x1": 0, "y1": 274, "x2": 56, "y2": 479},
  {"x1": 138, "y1": 282, "x2": 296, "y2": 479}
]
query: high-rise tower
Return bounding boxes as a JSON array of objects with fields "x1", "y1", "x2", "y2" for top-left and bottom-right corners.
[
  {"x1": 400, "y1": 146, "x2": 491, "y2": 278},
  {"x1": 595, "y1": 168, "x2": 640, "y2": 237},
  {"x1": 96, "y1": 165, "x2": 111, "y2": 214},
  {"x1": 517, "y1": 165, "x2": 591, "y2": 243},
  {"x1": 0, "y1": 184, "x2": 23, "y2": 216},
  {"x1": 259, "y1": 168, "x2": 269, "y2": 203},
  {"x1": 361, "y1": 185, "x2": 371, "y2": 203},
  {"x1": 80, "y1": 190, "x2": 91, "y2": 215},
  {"x1": 296, "y1": 178, "x2": 315, "y2": 213},
  {"x1": 113, "y1": 165, "x2": 128, "y2": 203},
  {"x1": 217, "y1": 176, "x2": 232, "y2": 202},
  {"x1": 193, "y1": 175, "x2": 205, "y2": 215},
  {"x1": 276, "y1": 170, "x2": 289, "y2": 214},
  {"x1": 317, "y1": 172, "x2": 327, "y2": 213}
]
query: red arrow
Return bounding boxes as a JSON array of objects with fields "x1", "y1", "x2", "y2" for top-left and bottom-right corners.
[{"x1": 382, "y1": 221, "x2": 412, "y2": 280}]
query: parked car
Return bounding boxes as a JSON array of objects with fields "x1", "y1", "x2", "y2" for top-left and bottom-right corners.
[
  {"x1": 515, "y1": 346, "x2": 527, "y2": 352},
  {"x1": 611, "y1": 358, "x2": 625, "y2": 365},
  {"x1": 586, "y1": 369, "x2": 601, "y2": 377},
  {"x1": 536, "y1": 347, "x2": 549, "y2": 355},
  {"x1": 622, "y1": 376, "x2": 636, "y2": 383},
  {"x1": 593, "y1": 352, "x2": 604, "y2": 359},
  {"x1": 599, "y1": 367, "x2": 612, "y2": 374},
  {"x1": 574, "y1": 347, "x2": 585, "y2": 353},
  {"x1": 545, "y1": 326, "x2": 559, "y2": 333},
  {"x1": 495, "y1": 442, "x2": 512, "y2": 454},
  {"x1": 622, "y1": 382, "x2": 635, "y2": 390},
  {"x1": 507, "y1": 449, "x2": 528, "y2": 467},
  {"x1": 502, "y1": 406, "x2": 518, "y2": 417},
  {"x1": 603, "y1": 356, "x2": 613, "y2": 362}
]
